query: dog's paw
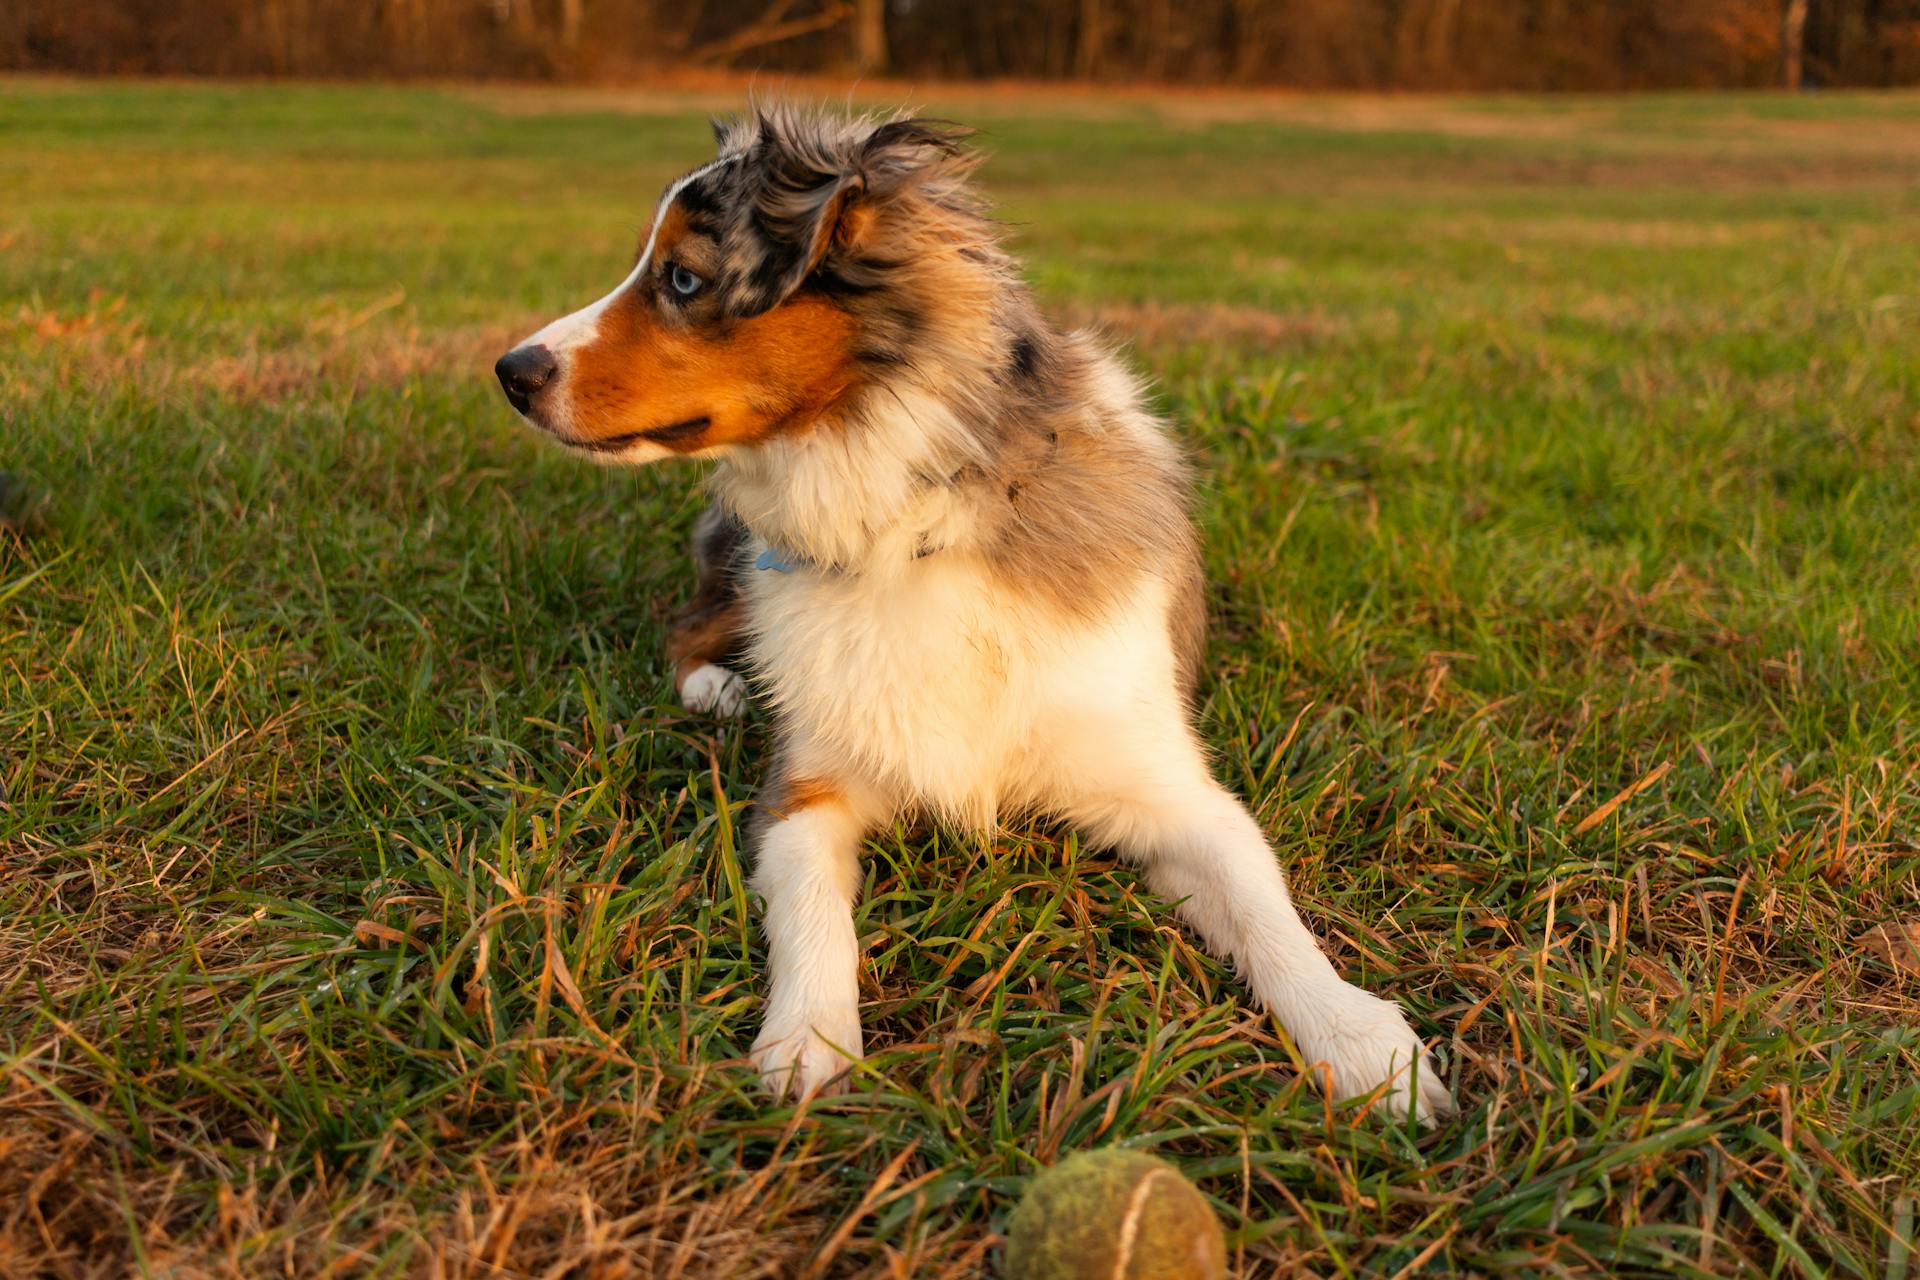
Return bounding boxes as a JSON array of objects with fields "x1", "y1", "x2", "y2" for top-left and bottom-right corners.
[
  {"x1": 1303, "y1": 993, "x2": 1452, "y2": 1126},
  {"x1": 679, "y1": 662, "x2": 747, "y2": 717},
  {"x1": 751, "y1": 1007, "x2": 863, "y2": 1100}
]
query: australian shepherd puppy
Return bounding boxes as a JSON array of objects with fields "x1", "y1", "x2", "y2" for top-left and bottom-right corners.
[{"x1": 494, "y1": 105, "x2": 1451, "y2": 1123}]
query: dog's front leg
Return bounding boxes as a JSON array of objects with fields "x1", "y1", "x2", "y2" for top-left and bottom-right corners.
[
  {"x1": 1078, "y1": 763, "x2": 1452, "y2": 1125},
  {"x1": 748, "y1": 781, "x2": 879, "y2": 1099}
]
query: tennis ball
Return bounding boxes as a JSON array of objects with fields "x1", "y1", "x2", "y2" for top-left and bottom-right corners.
[{"x1": 1005, "y1": 1148, "x2": 1227, "y2": 1280}]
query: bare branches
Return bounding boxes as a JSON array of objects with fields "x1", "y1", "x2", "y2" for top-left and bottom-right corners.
[{"x1": 686, "y1": 0, "x2": 854, "y2": 66}]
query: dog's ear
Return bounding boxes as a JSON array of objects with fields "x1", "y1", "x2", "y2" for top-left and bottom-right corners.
[
  {"x1": 748, "y1": 111, "x2": 974, "y2": 295},
  {"x1": 853, "y1": 117, "x2": 973, "y2": 200},
  {"x1": 743, "y1": 112, "x2": 849, "y2": 296},
  {"x1": 835, "y1": 117, "x2": 974, "y2": 254}
]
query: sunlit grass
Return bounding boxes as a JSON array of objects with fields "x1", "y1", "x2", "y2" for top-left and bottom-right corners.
[{"x1": 2, "y1": 78, "x2": 1918, "y2": 1276}]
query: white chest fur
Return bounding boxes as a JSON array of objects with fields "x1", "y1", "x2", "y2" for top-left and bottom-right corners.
[{"x1": 744, "y1": 552, "x2": 1183, "y2": 829}]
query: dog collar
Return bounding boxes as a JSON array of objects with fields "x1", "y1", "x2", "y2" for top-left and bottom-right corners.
[
  {"x1": 747, "y1": 463, "x2": 976, "y2": 577},
  {"x1": 755, "y1": 545, "x2": 805, "y2": 574},
  {"x1": 754, "y1": 539, "x2": 943, "y2": 576}
]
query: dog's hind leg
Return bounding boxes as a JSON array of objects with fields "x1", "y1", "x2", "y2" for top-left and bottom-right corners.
[
  {"x1": 748, "y1": 771, "x2": 889, "y2": 1099},
  {"x1": 1071, "y1": 746, "x2": 1452, "y2": 1125},
  {"x1": 666, "y1": 502, "x2": 750, "y2": 716}
]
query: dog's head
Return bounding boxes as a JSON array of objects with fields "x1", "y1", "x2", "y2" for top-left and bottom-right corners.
[{"x1": 494, "y1": 105, "x2": 990, "y2": 464}]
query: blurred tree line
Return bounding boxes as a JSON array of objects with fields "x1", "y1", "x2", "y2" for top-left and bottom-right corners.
[{"x1": 4, "y1": 0, "x2": 1917, "y2": 88}]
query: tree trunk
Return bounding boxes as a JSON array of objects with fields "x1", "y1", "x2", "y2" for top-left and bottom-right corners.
[
  {"x1": 1147, "y1": 0, "x2": 1171, "y2": 79},
  {"x1": 561, "y1": 0, "x2": 584, "y2": 48},
  {"x1": 1076, "y1": 0, "x2": 1102, "y2": 79},
  {"x1": 854, "y1": 0, "x2": 886, "y2": 73},
  {"x1": 1782, "y1": 0, "x2": 1809, "y2": 87},
  {"x1": 1429, "y1": 0, "x2": 1461, "y2": 87}
]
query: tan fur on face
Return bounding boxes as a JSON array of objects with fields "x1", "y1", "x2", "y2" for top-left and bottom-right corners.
[{"x1": 563, "y1": 248, "x2": 860, "y2": 454}]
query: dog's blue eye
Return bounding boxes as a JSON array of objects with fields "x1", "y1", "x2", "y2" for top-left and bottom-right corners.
[{"x1": 669, "y1": 264, "x2": 703, "y2": 298}]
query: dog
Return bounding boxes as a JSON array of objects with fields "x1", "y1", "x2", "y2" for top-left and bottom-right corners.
[{"x1": 493, "y1": 105, "x2": 1451, "y2": 1123}]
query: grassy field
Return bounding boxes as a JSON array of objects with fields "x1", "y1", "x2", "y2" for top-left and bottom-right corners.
[{"x1": 3, "y1": 76, "x2": 1920, "y2": 1277}]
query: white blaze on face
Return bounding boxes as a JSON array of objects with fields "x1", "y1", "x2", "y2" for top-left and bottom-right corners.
[
  {"x1": 511, "y1": 157, "x2": 736, "y2": 360},
  {"x1": 500, "y1": 155, "x2": 740, "y2": 457}
]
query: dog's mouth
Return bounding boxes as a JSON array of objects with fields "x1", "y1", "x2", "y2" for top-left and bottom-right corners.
[{"x1": 564, "y1": 416, "x2": 712, "y2": 454}]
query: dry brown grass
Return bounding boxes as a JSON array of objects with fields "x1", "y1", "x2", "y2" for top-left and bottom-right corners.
[
  {"x1": 1060, "y1": 301, "x2": 1330, "y2": 355},
  {"x1": 17, "y1": 297, "x2": 1325, "y2": 410},
  {"x1": 13, "y1": 298, "x2": 521, "y2": 406}
]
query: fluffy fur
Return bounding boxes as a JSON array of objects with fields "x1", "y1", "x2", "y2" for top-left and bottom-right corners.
[{"x1": 494, "y1": 104, "x2": 1451, "y2": 1123}]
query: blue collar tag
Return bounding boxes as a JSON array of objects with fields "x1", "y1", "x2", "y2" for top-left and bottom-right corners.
[{"x1": 756, "y1": 546, "x2": 800, "y2": 574}]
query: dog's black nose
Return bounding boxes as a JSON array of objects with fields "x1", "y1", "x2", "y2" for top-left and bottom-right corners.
[{"x1": 494, "y1": 345, "x2": 557, "y2": 409}]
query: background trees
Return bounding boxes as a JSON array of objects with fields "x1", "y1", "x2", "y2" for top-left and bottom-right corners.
[{"x1": 5, "y1": 0, "x2": 1917, "y2": 89}]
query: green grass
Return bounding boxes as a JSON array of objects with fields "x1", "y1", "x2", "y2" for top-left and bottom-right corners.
[{"x1": 3, "y1": 77, "x2": 1920, "y2": 1277}]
